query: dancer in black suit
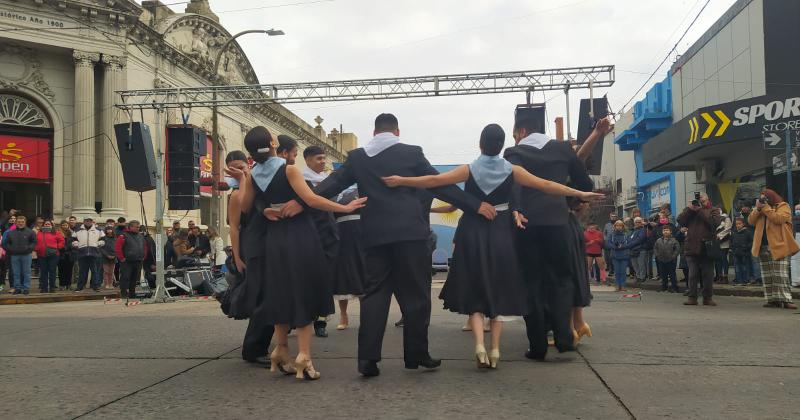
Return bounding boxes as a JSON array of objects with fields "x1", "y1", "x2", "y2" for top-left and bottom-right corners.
[
  {"x1": 503, "y1": 109, "x2": 594, "y2": 361},
  {"x1": 315, "y1": 113, "x2": 498, "y2": 376}
]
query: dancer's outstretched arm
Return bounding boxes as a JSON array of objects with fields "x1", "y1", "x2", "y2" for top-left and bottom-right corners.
[
  {"x1": 512, "y1": 166, "x2": 603, "y2": 201},
  {"x1": 286, "y1": 165, "x2": 366, "y2": 213},
  {"x1": 382, "y1": 165, "x2": 469, "y2": 189}
]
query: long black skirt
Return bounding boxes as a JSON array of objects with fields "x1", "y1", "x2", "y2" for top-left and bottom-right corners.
[
  {"x1": 568, "y1": 213, "x2": 592, "y2": 307},
  {"x1": 260, "y1": 213, "x2": 334, "y2": 327},
  {"x1": 439, "y1": 210, "x2": 528, "y2": 318},
  {"x1": 332, "y1": 219, "x2": 366, "y2": 300}
]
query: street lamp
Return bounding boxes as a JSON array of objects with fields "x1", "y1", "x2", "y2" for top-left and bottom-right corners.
[{"x1": 210, "y1": 28, "x2": 284, "y2": 242}]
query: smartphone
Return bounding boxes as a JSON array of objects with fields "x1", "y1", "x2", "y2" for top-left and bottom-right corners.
[{"x1": 691, "y1": 192, "x2": 700, "y2": 207}]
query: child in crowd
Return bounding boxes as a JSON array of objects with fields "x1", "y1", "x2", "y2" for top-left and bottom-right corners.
[
  {"x1": 730, "y1": 217, "x2": 754, "y2": 286},
  {"x1": 99, "y1": 227, "x2": 117, "y2": 290},
  {"x1": 654, "y1": 226, "x2": 680, "y2": 292}
]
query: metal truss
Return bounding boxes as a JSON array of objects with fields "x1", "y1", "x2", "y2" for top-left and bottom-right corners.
[{"x1": 115, "y1": 65, "x2": 615, "y2": 109}]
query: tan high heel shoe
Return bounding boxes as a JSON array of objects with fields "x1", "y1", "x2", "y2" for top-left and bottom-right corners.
[
  {"x1": 336, "y1": 315, "x2": 348, "y2": 330},
  {"x1": 294, "y1": 357, "x2": 321, "y2": 380},
  {"x1": 269, "y1": 346, "x2": 296, "y2": 375},
  {"x1": 475, "y1": 344, "x2": 489, "y2": 369},
  {"x1": 488, "y1": 349, "x2": 500, "y2": 369},
  {"x1": 573, "y1": 329, "x2": 580, "y2": 347},
  {"x1": 576, "y1": 323, "x2": 593, "y2": 340}
]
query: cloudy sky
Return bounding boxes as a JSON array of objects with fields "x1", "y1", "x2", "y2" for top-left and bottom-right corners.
[{"x1": 138, "y1": 0, "x2": 737, "y2": 164}]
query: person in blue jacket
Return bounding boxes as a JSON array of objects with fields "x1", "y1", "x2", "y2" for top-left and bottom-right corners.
[
  {"x1": 628, "y1": 217, "x2": 649, "y2": 284},
  {"x1": 606, "y1": 220, "x2": 634, "y2": 292}
]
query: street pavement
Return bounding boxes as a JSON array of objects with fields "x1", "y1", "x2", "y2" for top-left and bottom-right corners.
[{"x1": 2, "y1": 277, "x2": 800, "y2": 420}]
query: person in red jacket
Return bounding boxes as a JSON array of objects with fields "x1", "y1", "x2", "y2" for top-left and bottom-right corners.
[
  {"x1": 114, "y1": 220, "x2": 148, "y2": 301},
  {"x1": 584, "y1": 222, "x2": 607, "y2": 285},
  {"x1": 35, "y1": 220, "x2": 65, "y2": 293}
]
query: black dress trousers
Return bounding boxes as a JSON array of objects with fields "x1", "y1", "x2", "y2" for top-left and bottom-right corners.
[{"x1": 358, "y1": 240, "x2": 431, "y2": 363}]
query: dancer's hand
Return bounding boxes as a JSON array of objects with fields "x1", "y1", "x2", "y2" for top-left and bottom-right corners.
[
  {"x1": 478, "y1": 202, "x2": 497, "y2": 220},
  {"x1": 381, "y1": 176, "x2": 403, "y2": 188},
  {"x1": 343, "y1": 197, "x2": 368, "y2": 213},
  {"x1": 263, "y1": 208, "x2": 282, "y2": 221},
  {"x1": 594, "y1": 116, "x2": 614, "y2": 136},
  {"x1": 280, "y1": 200, "x2": 304, "y2": 218},
  {"x1": 234, "y1": 256, "x2": 246, "y2": 273},
  {"x1": 580, "y1": 191, "x2": 605, "y2": 202},
  {"x1": 513, "y1": 211, "x2": 528, "y2": 229},
  {"x1": 224, "y1": 165, "x2": 247, "y2": 181}
]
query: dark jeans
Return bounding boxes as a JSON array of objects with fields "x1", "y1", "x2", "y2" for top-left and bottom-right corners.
[
  {"x1": 119, "y1": 260, "x2": 143, "y2": 299},
  {"x1": 58, "y1": 258, "x2": 74, "y2": 288},
  {"x1": 77, "y1": 255, "x2": 101, "y2": 290},
  {"x1": 733, "y1": 254, "x2": 753, "y2": 284},
  {"x1": 38, "y1": 255, "x2": 59, "y2": 292},
  {"x1": 658, "y1": 260, "x2": 677, "y2": 291},
  {"x1": 686, "y1": 255, "x2": 714, "y2": 299},
  {"x1": 715, "y1": 249, "x2": 730, "y2": 278}
]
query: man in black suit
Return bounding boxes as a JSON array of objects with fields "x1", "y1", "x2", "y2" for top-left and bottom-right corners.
[
  {"x1": 315, "y1": 113, "x2": 497, "y2": 376},
  {"x1": 503, "y1": 109, "x2": 593, "y2": 361}
]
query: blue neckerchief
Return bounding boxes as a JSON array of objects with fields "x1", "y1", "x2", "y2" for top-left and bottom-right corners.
[
  {"x1": 251, "y1": 157, "x2": 286, "y2": 191},
  {"x1": 468, "y1": 154, "x2": 513, "y2": 195}
]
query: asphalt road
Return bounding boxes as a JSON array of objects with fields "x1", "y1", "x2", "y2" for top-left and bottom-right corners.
[{"x1": 2, "y1": 280, "x2": 799, "y2": 420}]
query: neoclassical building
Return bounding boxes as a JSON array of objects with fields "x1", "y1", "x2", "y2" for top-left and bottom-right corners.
[{"x1": 0, "y1": 0, "x2": 354, "y2": 228}]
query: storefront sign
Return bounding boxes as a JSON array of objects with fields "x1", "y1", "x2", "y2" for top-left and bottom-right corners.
[
  {"x1": 0, "y1": 11, "x2": 66, "y2": 28},
  {"x1": 685, "y1": 95, "x2": 800, "y2": 145},
  {"x1": 773, "y1": 151, "x2": 799, "y2": 175},
  {"x1": 0, "y1": 134, "x2": 49, "y2": 180},
  {"x1": 648, "y1": 180, "x2": 670, "y2": 208}
]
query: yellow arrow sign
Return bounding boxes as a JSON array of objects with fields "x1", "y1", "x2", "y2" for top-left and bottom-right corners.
[
  {"x1": 714, "y1": 110, "x2": 730, "y2": 137},
  {"x1": 701, "y1": 112, "x2": 717, "y2": 139},
  {"x1": 688, "y1": 118, "x2": 695, "y2": 144}
]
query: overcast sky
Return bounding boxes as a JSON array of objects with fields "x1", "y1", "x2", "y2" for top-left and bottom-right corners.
[{"x1": 138, "y1": 0, "x2": 738, "y2": 164}]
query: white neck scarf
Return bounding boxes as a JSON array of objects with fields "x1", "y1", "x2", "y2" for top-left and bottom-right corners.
[
  {"x1": 469, "y1": 154, "x2": 513, "y2": 195},
  {"x1": 364, "y1": 132, "x2": 400, "y2": 157},
  {"x1": 251, "y1": 157, "x2": 286, "y2": 191},
  {"x1": 302, "y1": 166, "x2": 328, "y2": 186},
  {"x1": 518, "y1": 132, "x2": 551, "y2": 149}
]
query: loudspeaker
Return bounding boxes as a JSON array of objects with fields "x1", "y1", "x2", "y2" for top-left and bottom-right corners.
[
  {"x1": 169, "y1": 151, "x2": 200, "y2": 167},
  {"x1": 114, "y1": 122, "x2": 157, "y2": 192},
  {"x1": 167, "y1": 125, "x2": 207, "y2": 155},
  {"x1": 169, "y1": 181, "x2": 200, "y2": 196},
  {"x1": 169, "y1": 195, "x2": 200, "y2": 210},
  {"x1": 168, "y1": 166, "x2": 200, "y2": 182},
  {"x1": 576, "y1": 97, "x2": 610, "y2": 175},
  {"x1": 514, "y1": 104, "x2": 547, "y2": 134}
]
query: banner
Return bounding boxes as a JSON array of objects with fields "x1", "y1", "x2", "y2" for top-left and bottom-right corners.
[
  {"x1": 0, "y1": 134, "x2": 49, "y2": 180},
  {"x1": 200, "y1": 135, "x2": 213, "y2": 194}
]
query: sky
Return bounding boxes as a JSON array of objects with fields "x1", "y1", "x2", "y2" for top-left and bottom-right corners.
[{"x1": 136, "y1": 0, "x2": 739, "y2": 164}]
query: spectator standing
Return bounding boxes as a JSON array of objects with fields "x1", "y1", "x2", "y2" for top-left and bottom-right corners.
[
  {"x1": 115, "y1": 220, "x2": 147, "y2": 301},
  {"x1": 584, "y1": 222, "x2": 606, "y2": 284},
  {"x1": 644, "y1": 218, "x2": 659, "y2": 281},
  {"x1": 207, "y1": 226, "x2": 225, "y2": 270},
  {"x1": 34, "y1": 220, "x2": 64, "y2": 293},
  {"x1": 730, "y1": 217, "x2": 754, "y2": 285},
  {"x1": 714, "y1": 214, "x2": 732, "y2": 284},
  {"x1": 2, "y1": 215, "x2": 18, "y2": 292},
  {"x1": 603, "y1": 212, "x2": 618, "y2": 276},
  {"x1": 192, "y1": 226, "x2": 211, "y2": 258},
  {"x1": 58, "y1": 221, "x2": 77, "y2": 291},
  {"x1": 2, "y1": 215, "x2": 37, "y2": 295},
  {"x1": 73, "y1": 218, "x2": 104, "y2": 292},
  {"x1": 654, "y1": 226, "x2": 680, "y2": 292},
  {"x1": 678, "y1": 194, "x2": 723, "y2": 306},
  {"x1": 67, "y1": 216, "x2": 78, "y2": 233},
  {"x1": 741, "y1": 206, "x2": 763, "y2": 284},
  {"x1": 99, "y1": 227, "x2": 117, "y2": 290},
  {"x1": 114, "y1": 217, "x2": 127, "y2": 236},
  {"x1": 629, "y1": 217, "x2": 647, "y2": 284},
  {"x1": 606, "y1": 220, "x2": 631, "y2": 292},
  {"x1": 748, "y1": 189, "x2": 799, "y2": 309},
  {"x1": 791, "y1": 204, "x2": 800, "y2": 288}
]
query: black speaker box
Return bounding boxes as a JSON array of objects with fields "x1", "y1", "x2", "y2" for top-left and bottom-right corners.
[
  {"x1": 576, "y1": 97, "x2": 610, "y2": 175},
  {"x1": 168, "y1": 166, "x2": 200, "y2": 182},
  {"x1": 169, "y1": 181, "x2": 200, "y2": 196},
  {"x1": 169, "y1": 151, "x2": 200, "y2": 167},
  {"x1": 114, "y1": 122, "x2": 157, "y2": 192},
  {"x1": 169, "y1": 195, "x2": 200, "y2": 210},
  {"x1": 167, "y1": 125, "x2": 206, "y2": 155}
]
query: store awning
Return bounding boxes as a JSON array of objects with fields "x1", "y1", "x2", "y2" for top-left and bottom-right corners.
[{"x1": 643, "y1": 94, "x2": 800, "y2": 176}]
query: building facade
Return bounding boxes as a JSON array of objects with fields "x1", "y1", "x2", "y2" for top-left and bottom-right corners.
[
  {"x1": 0, "y1": 0, "x2": 354, "y2": 229},
  {"x1": 642, "y1": 0, "x2": 800, "y2": 213}
]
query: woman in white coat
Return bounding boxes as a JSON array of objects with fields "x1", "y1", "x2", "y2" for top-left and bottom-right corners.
[{"x1": 207, "y1": 227, "x2": 226, "y2": 270}]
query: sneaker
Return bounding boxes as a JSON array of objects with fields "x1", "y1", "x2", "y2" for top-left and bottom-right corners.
[
  {"x1": 0, "y1": 285, "x2": 4, "y2": 292},
  {"x1": 22, "y1": 290, "x2": 29, "y2": 295},
  {"x1": 13, "y1": 289, "x2": 21, "y2": 295},
  {"x1": 92, "y1": 288, "x2": 100, "y2": 292},
  {"x1": 74, "y1": 289, "x2": 84, "y2": 293}
]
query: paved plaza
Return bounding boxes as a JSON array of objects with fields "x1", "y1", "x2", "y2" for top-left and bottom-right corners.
[{"x1": 2, "y1": 281, "x2": 799, "y2": 420}]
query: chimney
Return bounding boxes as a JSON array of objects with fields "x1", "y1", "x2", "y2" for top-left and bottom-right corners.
[{"x1": 554, "y1": 117, "x2": 565, "y2": 140}]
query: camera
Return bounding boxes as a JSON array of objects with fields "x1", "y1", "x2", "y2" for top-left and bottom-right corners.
[
  {"x1": 758, "y1": 197, "x2": 768, "y2": 205},
  {"x1": 691, "y1": 192, "x2": 700, "y2": 207}
]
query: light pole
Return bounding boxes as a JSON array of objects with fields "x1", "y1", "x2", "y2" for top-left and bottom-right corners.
[{"x1": 210, "y1": 28, "x2": 284, "y2": 241}]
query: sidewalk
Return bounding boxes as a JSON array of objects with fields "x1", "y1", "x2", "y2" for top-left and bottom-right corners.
[
  {"x1": 1, "y1": 276, "x2": 119, "y2": 305},
  {"x1": 620, "y1": 276, "x2": 800, "y2": 299}
]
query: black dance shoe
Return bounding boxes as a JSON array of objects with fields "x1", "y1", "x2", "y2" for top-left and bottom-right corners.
[
  {"x1": 314, "y1": 324, "x2": 328, "y2": 338},
  {"x1": 358, "y1": 360, "x2": 380, "y2": 377},
  {"x1": 244, "y1": 356, "x2": 270, "y2": 367},
  {"x1": 524, "y1": 350, "x2": 546, "y2": 361},
  {"x1": 404, "y1": 355, "x2": 441, "y2": 370}
]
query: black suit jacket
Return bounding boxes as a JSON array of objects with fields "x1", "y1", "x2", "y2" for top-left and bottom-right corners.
[
  {"x1": 315, "y1": 144, "x2": 481, "y2": 248},
  {"x1": 504, "y1": 140, "x2": 593, "y2": 227}
]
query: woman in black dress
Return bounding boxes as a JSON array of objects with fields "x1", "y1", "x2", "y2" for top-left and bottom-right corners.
[
  {"x1": 229, "y1": 127, "x2": 366, "y2": 381},
  {"x1": 332, "y1": 186, "x2": 366, "y2": 330},
  {"x1": 567, "y1": 198, "x2": 592, "y2": 344},
  {"x1": 383, "y1": 124, "x2": 600, "y2": 369}
]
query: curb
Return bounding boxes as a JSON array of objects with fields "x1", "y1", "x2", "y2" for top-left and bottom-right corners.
[
  {"x1": 625, "y1": 279, "x2": 800, "y2": 299},
  {"x1": 0, "y1": 291, "x2": 120, "y2": 305}
]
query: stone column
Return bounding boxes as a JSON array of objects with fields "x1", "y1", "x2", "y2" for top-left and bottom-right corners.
[
  {"x1": 100, "y1": 55, "x2": 126, "y2": 219},
  {"x1": 71, "y1": 50, "x2": 100, "y2": 219}
]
